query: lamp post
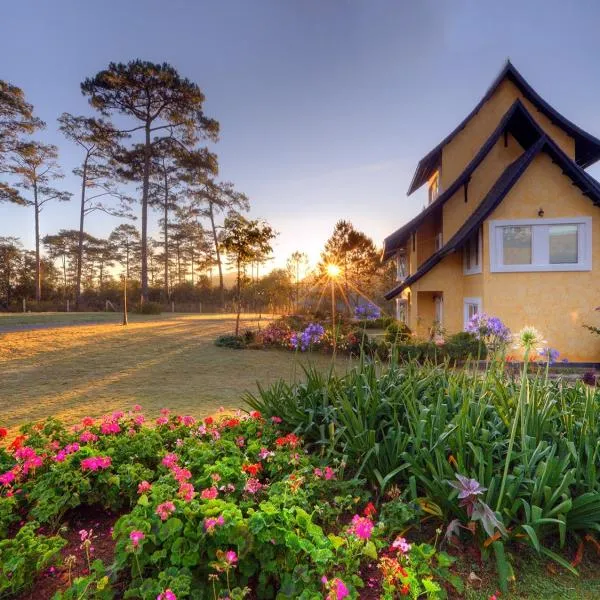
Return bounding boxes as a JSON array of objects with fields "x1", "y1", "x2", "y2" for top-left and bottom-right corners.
[{"x1": 326, "y1": 263, "x2": 341, "y2": 352}]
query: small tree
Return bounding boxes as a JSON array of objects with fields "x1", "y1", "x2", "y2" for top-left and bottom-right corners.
[
  {"x1": 58, "y1": 113, "x2": 131, "y2": 309},
  {"x1": 286, "y1": 251, "x2": 309, "y2": 312},
  {"x1": 0, "y1": 237, "x2": 23, "y2": 307},
  {"x1": 81, "y1": 60, "x2": 219, "y2": 303},
  {"x1": 220, "y1": 214, "x2": 276, "y2": 335},
  {"x1": 109, "y1": 224, "x2": 140, "y2": 281},
  {"x1": 8, "y1": 142, "x2": 71, "y2": 301}
]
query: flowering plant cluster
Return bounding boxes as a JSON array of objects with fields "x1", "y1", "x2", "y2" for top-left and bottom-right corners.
[
  {"x1": 290, "y1": 322, "x2": 326, "y2": 351},
  {"x1": 466, "y1": 313, "x2": 512, "y2": 349},
  {"x1": 354, "y1": 302, "x2": 382, "y2": 321},
  {"x1": 0, "y1": 405, "x2": 457, "y2": 599}
]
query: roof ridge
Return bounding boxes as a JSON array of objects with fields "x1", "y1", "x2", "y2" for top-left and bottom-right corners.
[{"x1": 406, "y1": 62, "x2": 600, "y2": 195}]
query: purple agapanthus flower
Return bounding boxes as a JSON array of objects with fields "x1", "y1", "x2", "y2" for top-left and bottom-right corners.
[
  {"x1": 291, "y1": 323, "x2": 325, "y2": 351},
  {"x1": 540, "y1": 347, "x2": 560, "y2": 364},
  {"x1": 466, "y1": 313, "x2": 511, "y2": 346},
  {"x1": 354, "y1": 302, "x2": 381, "y2": 321}
]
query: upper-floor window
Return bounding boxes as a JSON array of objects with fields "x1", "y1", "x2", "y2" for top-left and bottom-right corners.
[
  {"x1": 428, "y1": 172, "x2": 440, "y2": 204},
  {"x1": 396, "y1": 251, "x2": 408, "y2": 280},
  {"x1": 463, "y1": 227, "x2": 482, "y2": 275},
  {"x1": 489, "y1": 217, "x2": 592, "y2": 272}
]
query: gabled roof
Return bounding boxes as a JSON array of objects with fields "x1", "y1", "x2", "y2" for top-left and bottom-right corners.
[
  {"x1": 407, "y1": 61, "x2": 600, "y2": 195},
  {"x1": 383, "y1": 99, "x2": 545, "y2": 260},
  {"x1": 385, "y1": 135, "x2": 600, "y2": 300}
]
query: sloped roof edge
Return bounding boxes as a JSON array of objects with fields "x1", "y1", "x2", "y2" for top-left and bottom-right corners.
[{"x1": 407, "y1": 61, "x2": 600, "y2": 195}]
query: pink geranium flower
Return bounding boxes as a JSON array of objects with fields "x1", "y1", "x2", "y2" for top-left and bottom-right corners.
[
  {"x1": 161, "y1": 453, "x2": 179, "y2": 469},
  {"x1": 156, "y1": 416, "x2": 169, "y2": 426},
  {"x1": 157, "y1": 590, "x2": 176, "y2": 600},
  {"x1": 79, "y1": 431, "x2": 98, "y2": 444},
  {"x1": 348, "y1": 515, "x2": 374, "y2": 540},
  {"x1": 200, "y1": 486, "x2": 218, "y2": 500},
  {"x1": 137, "y1": 480, "x2": 152, "y2": 494},
  {"x1": 100, "y1": 422, "x2": 121, "y2": 435},
  {"x1": 203, "y1": 515, "x2": 224, "y2": 533},
  {"x1": 244, "y1": 478, "x2": 263, "y2": 495},
  {"x1": 225, "y1": 550, "x2": 237, "y2": 564},
  {"x1": 178, "y1": 482, "x2": 196, "y2": 502},
  {"x1": 133, "y1": 404, "x2": 142, "y2": 412},
  {"x1": 81, "y1": 456, "x2": 112, "y2": 471},
  {"x1": 155, "y1": 501, "x2": 176, "y2": 521},
  {"x1": 0, "y1": 471, "x2": 15, "y2": 486},
  {"x1": 129, "y1": 530, "x2": 145, "y2": 548}
]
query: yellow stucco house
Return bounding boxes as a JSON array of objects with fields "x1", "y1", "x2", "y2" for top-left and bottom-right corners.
[{"x1": 383, "y1": 61, "x2": 600, "y2": 362}]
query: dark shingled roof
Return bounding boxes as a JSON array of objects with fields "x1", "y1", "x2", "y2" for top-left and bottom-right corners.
[
  {"x1": 385, "y1": 135, "x2": 600, "y2": 300},
  {"x1": 383, "y1": 99, "x2": 546, "y2": 260},
  {"x1": 407, "y1": 61, "x2": 600, "y2": 196}
]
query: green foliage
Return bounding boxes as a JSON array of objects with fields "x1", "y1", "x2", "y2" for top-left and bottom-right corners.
[
  {"x1": 53, "y1": 559, "x2": 115, "y2": 600},
  {"x1": 0, "y1": 522, "x2": 66, "y2": 596},
  {"x1": 246, "y1": 359, "x2": 600, "y2": 588},
  {"x1": 384, "y1": 321, "x2": 412, "y2": 343},
  {"x1": 443, "y1": 331, "x2": 487, "y2": 361},
  {"x1": 215, "y1": 334, "x2": 246, "y2": 349},
  {"x1": 379, "y1": 496, "x2": 421, "y2": 536},
  {"x1": 0, "y1": 495, "x2": 18, "y2": 538},
  {"x1": 133, "y1": 301, "x2": 162, "y2": 315}
]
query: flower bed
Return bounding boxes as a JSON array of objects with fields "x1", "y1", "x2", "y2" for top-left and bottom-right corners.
[{"x1": 0, "y1": 409, "x2": 459, "y2": 599}]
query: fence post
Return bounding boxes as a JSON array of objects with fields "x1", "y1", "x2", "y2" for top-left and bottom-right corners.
[
  {"x1": 23, "y1": 298, "x2": 26, "y2": 313},
  {"x1": 66, "y1": 299, "x2": 70, "y2": 313},
  {"x1": 198, "y1": 302, "x2": 202, "y2": 313},
  {"x1": 171, "y1": 301, "x2": 175, "y2": 313}
]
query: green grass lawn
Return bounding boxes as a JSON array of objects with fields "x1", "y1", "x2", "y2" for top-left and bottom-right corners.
[{"x1": 0, "y1": 313, "x2": 350, "y2": 430}]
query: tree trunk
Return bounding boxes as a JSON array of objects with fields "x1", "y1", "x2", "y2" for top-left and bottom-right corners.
[
  {"x1": 34, "y1": 182, "x2": 41, "y2": 302},
  {"x1": 208, "y1": 202, "x2": 224, "y2": 309},
  {"x1": 75, "y1": 156, "x2": 88, "y2": 310},
  {"x1": 163, "y1": 168, "x2": 169, "y2": 301},
  {"x1": 140, "y1": 122, "x2": 151, "y2": 303}
]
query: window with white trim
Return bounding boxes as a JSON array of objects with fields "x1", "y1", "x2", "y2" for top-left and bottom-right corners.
[
  {"x1": 489, "y1": 217, "x2": 592, "y2": 272},
  {"x1": 463, "y1": 297, "x2": 482, "y2": 329},
  {"x1": 463, "y1": 227, "x2": 482, "y2": 274}
]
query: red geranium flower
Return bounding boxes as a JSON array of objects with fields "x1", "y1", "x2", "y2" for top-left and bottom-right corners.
[
  {"x1": 363, "y1": 502, "x2": 377, "y2": 517},
  {"x1": 8, "y1": 435, "x2": 26, "y2": 451},
  {"x1": 242, "y1": 463, "x2": 262, "y2": 476},
  {"x1": 0, "y1": 428, "x2": 7, "y2": 439}
]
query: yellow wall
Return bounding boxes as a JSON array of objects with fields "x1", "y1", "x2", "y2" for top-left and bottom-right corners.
[
  {"x1": 399, "y1": 75, "x2": 600, "y2": 359},
  {"x1": 482, "y1": 153, "x2": 600, "y2": 361},
  {"x1": 440, "y1": 79, "x2": 575, "y2": 191},
  {"x1": 442, "y1": 135, "x2": 522, "y2": 242}
]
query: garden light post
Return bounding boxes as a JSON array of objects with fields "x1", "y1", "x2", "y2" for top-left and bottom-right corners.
[{"x1": 326, "y1": 263, "x2": 341, "y2": 352}]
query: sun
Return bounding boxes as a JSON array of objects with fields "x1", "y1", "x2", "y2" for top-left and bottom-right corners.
[{"x1": 326, "y1": 263, "x2": 341, "y2": 278}]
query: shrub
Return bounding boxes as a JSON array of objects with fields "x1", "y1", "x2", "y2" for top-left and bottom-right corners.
[
  {"x1": 444, "y1": 331, "x2": 487, "y2": 362},
  {"x1": 214, "y1": 334, "x2": 246, "y2": 349},
  {"x1": 384, "y1": 321, "x2": 412, "y2": 343},
  {"x1": 0, "y1": 522, "x2": 66, "y2": 596},
  {"x1": 133, "y1": 301, "x2": 163, "y2": 315}
]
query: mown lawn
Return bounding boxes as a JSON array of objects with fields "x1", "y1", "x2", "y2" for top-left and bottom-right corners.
[{"x1": 0, "y1": 313, "x2": 350, "y2": 430}]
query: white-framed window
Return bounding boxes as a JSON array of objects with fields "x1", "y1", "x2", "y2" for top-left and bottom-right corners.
[
  {"x1": 428, "y1": 171, "x2": 441, "y2": 204},
  {"x1": 396, "y1": 251, "x2": 408, "y2": 280},
  {"x1": 434, "y1": 294, "x2": 443, "y2": 325},
  {"x1": 489, "y1": 217, "x2": 592, "y2": 272},
  {"x1": 463, "y1": 297, "x2": 482, "y2": 329},
  {"x1": 463, "y1": 227, "x2": 482, "y2": 275}
]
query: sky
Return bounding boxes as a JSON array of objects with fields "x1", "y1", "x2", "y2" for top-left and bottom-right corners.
[{"x1": 2, "y1": 0, "x2": 600, "y2": 272}]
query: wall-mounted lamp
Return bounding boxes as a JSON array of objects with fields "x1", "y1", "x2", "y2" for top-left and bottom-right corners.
[{"x1": 538, "y1": 207, "x2": 545, "y2": 218}]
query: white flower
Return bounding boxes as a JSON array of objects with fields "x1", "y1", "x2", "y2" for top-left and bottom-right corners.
[{"x1": 514, "y1": 326, "x2": 546, "y2": 352}]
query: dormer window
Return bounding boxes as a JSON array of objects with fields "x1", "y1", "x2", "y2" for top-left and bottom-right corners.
[{"x1": 428, "y1": 172, "x2": 440, "y2": 204}]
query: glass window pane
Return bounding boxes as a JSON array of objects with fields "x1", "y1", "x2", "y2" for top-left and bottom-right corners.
[
  {"x1": 502, "y1": 226, "x2": 532, "y2": 264},
  {"x1": 549, "y1": 224, "x2": 578, "y2": 264}
]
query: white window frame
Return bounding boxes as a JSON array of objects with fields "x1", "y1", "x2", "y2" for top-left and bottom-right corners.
[
  {"x1": 489, "y1": 217, "x2": 592, "y2": 273},
  {"x1": 463, "y1": 297, "x2": 482, "y2": 329},
  {"x1": 463, "y1": 227, "x2": 482, "y2": 275}
]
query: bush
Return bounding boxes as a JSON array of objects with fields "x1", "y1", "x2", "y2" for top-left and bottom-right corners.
[
  {"x1": 444, "y1": 331, "x2": 487, "y2": 362},
  {"x1": 133, "y1": 301, "x2": 162, "y2": 315},
  {"x1": 385, "y1": 321, "x2": 412, "y2": 343},
  {"x1": 361, "y1": 315, "x2": 395, "y2": 329},
  {"x1": 0, "y1": 522, "x2": 66, "y2": 596},
  {"x1": 214, "y1": 334, "x2": 246, "y2": 349}
]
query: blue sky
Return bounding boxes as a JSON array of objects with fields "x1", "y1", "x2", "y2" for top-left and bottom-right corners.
[{"x1": 2, "y1": 0, "x2": 600, "y2": 269}]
